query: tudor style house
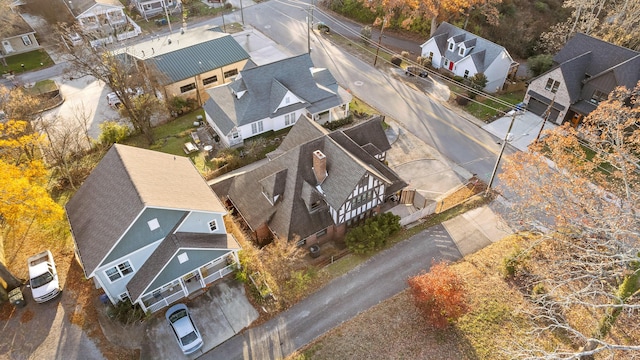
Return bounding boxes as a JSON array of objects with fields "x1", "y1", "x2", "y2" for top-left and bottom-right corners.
[
  {"x1": 65, "y1": 144, "x2": 240, "y2": 313},
  {"x1": 202, "y1": 53, "x2": 352, "y2": 147},
  {"x1": 64, "y1": 0, "x2": 141, "y2": 46},
  {"x1": 118, "y1": 26, "x2": 250, "y2": 105},
  {"x1": 211, "y1": 115, "x2": 407, "y2": 247},
  {"x1": 420, "y1": 22, "x2": 517, "y2": 93},
  {"x1": 524, "y1": 33, "x2": 640, "y2": 126},
  {"x1": 1, "y1": 14, "x2": 40, "y2": 57}
]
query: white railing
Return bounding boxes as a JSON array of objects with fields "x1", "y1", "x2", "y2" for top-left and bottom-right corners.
[
  {"x1": 146, "y1": 291, "x2": 186, "y2": 313},
  {"x1": 203, "y1": 264, "x2": 235, "y2": 285}
]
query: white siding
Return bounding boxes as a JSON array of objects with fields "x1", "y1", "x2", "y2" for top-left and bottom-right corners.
[
  {"x1": 420, "y1": 40, "x2": 442, "y2": 68},
  {"x1": 483, "y1": 50, "x2": 513, "y2": 93}
]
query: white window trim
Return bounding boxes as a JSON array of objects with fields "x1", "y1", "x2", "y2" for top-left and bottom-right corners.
[
  {"x1": 104, "y1": 260, "x2": 135, "y2": 283},
  {"x1": 208, "y1": 219, "x2": 218, "y2": 232},
  {"x1": 22, "y1": 36, "x2": 32, "y2": 46},
  {"x1": 458, "y1": 47, "x2": 464, "y2": 56},
  {"x1": 448, "y1": 42, "x2": 454, "y2": 51},
  {"x1": 119, "y1": 292, "x2": 130, "y2": 302}
]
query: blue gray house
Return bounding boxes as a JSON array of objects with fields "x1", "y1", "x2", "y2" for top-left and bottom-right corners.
[{"x1": 65, "y1": 144, "x2": 240, "y2": 313}]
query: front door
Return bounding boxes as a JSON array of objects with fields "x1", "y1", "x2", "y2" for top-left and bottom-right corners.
[
  {"x1": 448, "y1": 61, "x2": 454, "y2": 71},
  {"x1": 2, "y1": 41, "x2": 13, "y2": 54},
  {"x1": 570, "y1": 113, "x2": 582, "y2": 128},
  {"x1": 181, "y1": 271, "x2": 203, "y2": 295}
]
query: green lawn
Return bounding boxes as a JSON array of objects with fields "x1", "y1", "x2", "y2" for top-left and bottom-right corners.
[
  {"x1": 2, "y1": 49, "x2": 54, "y2": 74},
  {"x1": 465, "y1": 90, "x2": 525, "y2": 121}
]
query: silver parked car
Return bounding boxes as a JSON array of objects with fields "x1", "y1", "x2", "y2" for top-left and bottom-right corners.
[{"x1": 165, "y1": 304, "x2": 204, "y2": 355}]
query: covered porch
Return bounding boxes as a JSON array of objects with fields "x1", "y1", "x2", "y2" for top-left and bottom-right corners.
[{"x1": 138, "y1": 252, "x2": 239, "y2": 313}]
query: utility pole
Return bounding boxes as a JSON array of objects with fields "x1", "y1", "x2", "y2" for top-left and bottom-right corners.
[
  {"x1": 222, "y1": 10, "x2": 226, "y2": 32},
  {"x1": 485, "y1": 110, "x2": 518, "y2": 196},
  {"x1": 307, "y1": 12, "x2": 310, "y2": 54},
  {"x1": 373, "y1": 18, "x2": 386, "y2": 66},
  {"x1": 164, "y1": 2, "x2": 173, "y2": 34},
  {"x1": 240, "y1": 0, "x2": 244, "y2": 25},
  {"x1": 534, "y1": 95, "x2": 556, "y2": 144}
]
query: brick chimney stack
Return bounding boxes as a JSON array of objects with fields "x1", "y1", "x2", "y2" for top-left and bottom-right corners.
[{"x1": 312, "y1": 150, "x2": 327, "y2": 184}]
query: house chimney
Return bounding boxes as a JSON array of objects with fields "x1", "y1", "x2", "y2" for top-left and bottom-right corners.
[{"x1": 312, "y1": 150, "x2": 327, "y2": 184}]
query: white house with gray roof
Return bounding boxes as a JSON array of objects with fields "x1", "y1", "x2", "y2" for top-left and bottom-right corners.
[
  {"x1": 420, "y1": 22, "x2": 517, "y2": 93},
  {"x1": 202, "y1": 54, "x2": 352, "y2": 147},
  {"x1": 63, "y1": 0, "x2": 141, "y2": 47},
  {"x1": 65, "y1": 144, "x2": 240, "y2": 313}
]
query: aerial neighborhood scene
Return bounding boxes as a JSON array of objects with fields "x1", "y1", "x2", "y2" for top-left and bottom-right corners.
[{"x1": 1, "y1": 0, "x2": 639, "y2": 358}]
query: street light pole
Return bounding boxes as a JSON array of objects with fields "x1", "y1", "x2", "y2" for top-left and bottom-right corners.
[
  {"x1": 485, "y1": 110, "x2": 518, "y2": 196},
  {"x1": 373, "y1": 19, "x2": 386, "y2": 66}
]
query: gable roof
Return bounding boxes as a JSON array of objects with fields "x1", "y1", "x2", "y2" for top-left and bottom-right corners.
[
  {"x1": 203, "y1": 54, "x2": 349, "y2": 134},
  {"x1": 145, "y1": 37, "x2": 248, "y2": 83},
  {"x1": 65, "y1": 144, "x2": 226, "y2": 276},
  {"x1": 211, "y1": 116, "x2": 407, "y2": 241},
  {"x1": 553, "y1": 33, "x2": 640, "y2": 77},
  {"x1": 531, "y1": 33, "x2": 640, "y2": 105},
  {"x1": 422, "y1": 22, "x2": 511, "y2": 72},
  {"x1": 67, "y1": 0, "x2": 123, "y2": 18},
  {"x1": 1, "y1": 14, "x2": 35, "y2": 39},
  {"x1": 127, "y1": 232, "x2": 239, "y2": 302}
]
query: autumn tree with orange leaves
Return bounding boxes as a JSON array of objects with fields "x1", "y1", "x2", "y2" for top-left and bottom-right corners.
[
  {"x1": 498, "y1": 82, "x2": 640, "y2": 358},
  {"x1": 0, "y1": 119, "x2": 64, "y2": 300},
  {"x1": 408, "y1": 261, "x2": 468, "y2": 328},
  {"x1": 360, "y1": 0, "x2": 502, "y2": 36}
]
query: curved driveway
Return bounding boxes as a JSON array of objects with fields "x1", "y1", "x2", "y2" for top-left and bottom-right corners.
[{"x1": 202, "y1": 225, "x2": 460, "y2": 359}]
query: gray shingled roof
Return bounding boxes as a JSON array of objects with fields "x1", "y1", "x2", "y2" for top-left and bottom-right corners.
[
  {"x1": 65, "y1": 144, "x2": 226, "y2": 276},
  {"x1": 146, "y1": 36, "x2": 250, "y2": 83},
  {"x1": 426, "y1": 22, "x2": 509, "y2": 73},
  {"x1": 558, "y1": 52, "x2": 592, "y2": 103},
  {"x1": 553, "y1": 33, "x2": 639, "y2": 76},
  {"x1": 67, "y1": 0, "x2": 122, "y2": 17},
  {"x1": 2, "y1": 14, "x2": 35, "y2": 38},
  {"x1": 127, "y1": 232, "x2": 240, "y2": 302},
  {"x1": 211, "y1": 117, "x2": 407, "y2": 241},
  {"x1": 203, "y1": 54, "x2": 347, "y2": 134}
]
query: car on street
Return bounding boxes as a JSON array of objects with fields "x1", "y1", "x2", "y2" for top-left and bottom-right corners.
[
  {"x1": 27, "y1": 250, "x2": 62, "y2": 303},
  {"x1": 405, "y1": 66, "x2": 429, "y2": 78},
  {"x1": 165, "y1": 304, "x2": 203, "y2": 355}
]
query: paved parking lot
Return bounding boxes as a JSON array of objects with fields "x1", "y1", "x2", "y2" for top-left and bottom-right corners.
[{"x1": 39, "y1": 75, "x2": 121, "y2": 141}]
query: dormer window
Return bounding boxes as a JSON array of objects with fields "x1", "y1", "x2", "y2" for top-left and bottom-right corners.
[
  {"x1": 310, "y1": 200, "x2": 322, "y2": 212},
  {"x1": 448, "y1": 42, "x2": 454, "y2": 51},
  {"x1": 458, "y1": 47, "x2": 465, "y2": 56}
]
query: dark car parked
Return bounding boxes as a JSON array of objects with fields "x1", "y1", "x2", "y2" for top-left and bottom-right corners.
[{"x1": 405, "y1": 66, "x2": 428, "y2": 78}]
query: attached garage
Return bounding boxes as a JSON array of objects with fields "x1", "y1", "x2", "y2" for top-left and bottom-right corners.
[{"x1": 526, "y1": 98, "x2": 560, "y2": 123}]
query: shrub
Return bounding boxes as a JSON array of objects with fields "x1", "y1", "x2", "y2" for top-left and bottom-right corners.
[
  {"x1": 527, "y1": 54, "x2": 553, "y2": 77},
  {"x1": 106, "y1": 299, "x2": 146, "y2": 324},
  {"x1": 408, "y1": 261, "x2": 469, "y2": 328},
  {"x1": 390, "y1": 55, "x2": 402, "y2": 67},
  {"x1": 360, "y1": 25, "x2": 372, "y2": 43},
  {"x1": 452, "y1": 75, "x2": 464, "y2": 83},
  {"x1": 322, "y1": 114, "x2": 353, "y2": 131},
  {"x1": 456, "y1": 95, "x2": 470, "y2": 106},
  {"x1": 400, "y1": 51, "x2": 410, "y2": 60},
  {"x1": 345, "y1": 212, "x2": 401, "y2": 254},
  {"x1": 98, "y1": 121, "x2": 130, "y2": 145},
  {"x1": 502, "y1": 248, "x2": 527, "y2": 278},
  {"x1": 534, "y1": 1, "x2": 549, "y2": 12}
]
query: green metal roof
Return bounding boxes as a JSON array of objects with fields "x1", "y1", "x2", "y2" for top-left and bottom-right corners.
[{"x1": 148, "y1": 36, "x2": 249, "y2": 83}]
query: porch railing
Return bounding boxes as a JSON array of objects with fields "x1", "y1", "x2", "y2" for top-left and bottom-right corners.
[
  {"x1": 147, "y1": 291, "x2": 185, "y2": 313},
  {"x1": 203, "y1": 264, "x2": 235, "y2": 285}
]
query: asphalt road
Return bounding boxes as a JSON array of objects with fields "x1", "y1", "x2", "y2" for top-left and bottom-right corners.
[
  {"x1": 202, "y1": 225, "x2": 460, "y2": 359},
  {"x1": 237, "y1": 0, "x2": 515, "y2": 185}
]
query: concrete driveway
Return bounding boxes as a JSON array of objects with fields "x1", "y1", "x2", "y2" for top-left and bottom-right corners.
[{"x1": 141, "y1": 277, "x2": 258, "y2": 359}]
